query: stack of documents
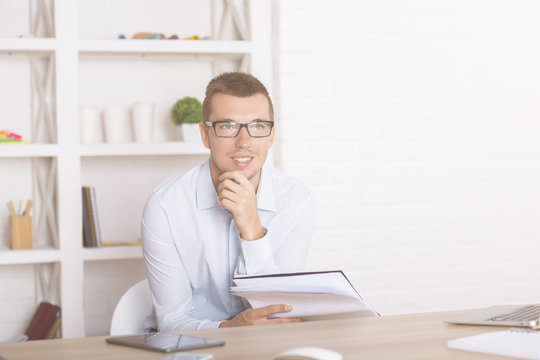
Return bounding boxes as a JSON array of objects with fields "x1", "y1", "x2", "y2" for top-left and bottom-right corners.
[
  {"x1": 448, "y1": 328, "x2": 540, "y2": 359},
  {"x1": 231, "y1": 270, "x2": 379, "y2": 320}
]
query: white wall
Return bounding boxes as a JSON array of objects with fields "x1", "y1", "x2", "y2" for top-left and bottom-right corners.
[{"x1": 275, "y1": 0, "x2": 540, "y2": 315}]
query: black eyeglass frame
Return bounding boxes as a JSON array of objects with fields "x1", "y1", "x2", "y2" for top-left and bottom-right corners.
[{"x1": 204, "y1": 120, "x2": 274, "y2": 138}]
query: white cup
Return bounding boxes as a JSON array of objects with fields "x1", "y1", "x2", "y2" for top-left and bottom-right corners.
[
  {"x1": 132, "y1": 102, "x2": 154, "y2": 143},
  {"x1": 103, "y1": 107, "x2": 131, "y2": 143},
  {"x1": 80, "y1": 106, "x2": 103, "y2": 144}
]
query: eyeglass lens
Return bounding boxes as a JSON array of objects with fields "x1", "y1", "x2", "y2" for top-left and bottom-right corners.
[{"x1": 214, "y1": 121, "x2": 272, "y2": 137}]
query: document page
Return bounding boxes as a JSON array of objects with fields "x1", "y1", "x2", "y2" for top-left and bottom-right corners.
[
  {"x1": 448, "y1": 328, "x2": 540, "y2": 359},
  {"x1": 231, "y1": 270, "x2": 379, "y2": 320}
]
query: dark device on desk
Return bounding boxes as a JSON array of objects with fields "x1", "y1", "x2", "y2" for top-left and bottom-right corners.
[{"x1": 106, "y1": 332, "x2": 225, "y2": 353}]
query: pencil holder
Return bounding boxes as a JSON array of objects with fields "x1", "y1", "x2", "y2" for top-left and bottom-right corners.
[{"x1": 11, "y1": 215, "x2": 33, "y2": 250}]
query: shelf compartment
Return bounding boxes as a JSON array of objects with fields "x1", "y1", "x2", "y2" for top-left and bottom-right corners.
[
  {"x1": 82, "y1": 245, "x2": 142, "y2": 261},
  {"x1": 79, "y1": 142, "x2": 209, "y2": 157},
  {"x1": 78, "y1": 39, "x2": 252, "y2": 55},
  {"x1": 0, "y1": 39, "x2": 57, "y2": 53},
  {"x1": 0, "y1": 144, "x2": 59, "y2": 157},
  {"x1": 0, "y1": 248, "x2": 60, "y2": 265}
]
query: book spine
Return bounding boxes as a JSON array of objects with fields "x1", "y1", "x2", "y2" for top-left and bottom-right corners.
[
  {"x1": 84, "y1": 187, "x2": 97, "y2": 247},
  {"x1": 89, "y1": 187, "x2": 102, "y2": 247},
  {"x1": 81, "y1": 187, "x2": 93, "y2": 247},
  {"x1": 45, "y1": 316, "x2": 61, "y2": 339},
  {"x1": 25, "y1": 302, "x2": 60, "y2": 341}
]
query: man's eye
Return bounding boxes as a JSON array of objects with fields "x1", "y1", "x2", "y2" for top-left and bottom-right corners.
[
  {"x1": 219, "y1": 124, "x2": 233, "y2": 130},
  {"x1": 251, "y1": 123, "x2": 264, "y2": 130}
]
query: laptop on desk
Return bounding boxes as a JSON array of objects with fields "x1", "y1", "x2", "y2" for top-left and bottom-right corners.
[{"x1": 447, "y1": 304, "x2": 540, "y2": 329}]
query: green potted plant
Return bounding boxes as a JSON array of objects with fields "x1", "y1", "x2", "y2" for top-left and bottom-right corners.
[{"x1": 170, "y1": 96, "x2": 202, "y2": 142}]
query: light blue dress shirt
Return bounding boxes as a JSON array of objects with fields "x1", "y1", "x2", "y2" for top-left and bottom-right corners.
[{"x1": 141, "y1": 161, "x2": 315, "y2": 331}]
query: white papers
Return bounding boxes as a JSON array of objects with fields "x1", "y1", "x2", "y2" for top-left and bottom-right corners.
[
  {"x1": 231, "y1": 270, "x2": 378, "y2": 320},
  {"x1": 448, "y1": 329, "x2": 540, "y2": 359}
]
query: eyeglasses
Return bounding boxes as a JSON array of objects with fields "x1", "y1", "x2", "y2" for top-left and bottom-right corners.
[{"x1": 204, "y1": 120, "x2": 274, "y2": 138}]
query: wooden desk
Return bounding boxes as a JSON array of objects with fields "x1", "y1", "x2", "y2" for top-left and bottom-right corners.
[{"x1": 0, "y1": 310, "x2": 512, "y2": 360}]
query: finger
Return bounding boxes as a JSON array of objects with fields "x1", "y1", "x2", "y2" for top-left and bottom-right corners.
[
  {"x1": 218, "y1": 178, "x2": 244, "y2": 195},
  {"x1": 266, "y1": 317, "x2": 301, "y2": 324},
  {"x1": 219, "y1": 170, "x2": 244, "y2": 181},
  {"x1": 219, "y1": 190, "x2": 241, "y2": 204},
  {"x1": 219, "y1": 176, "x2": 249, "y2": 194},
  {"x1": 219, "y1": 171, "x2": 251, "y2": 186},
  {"x1": 219, "y1": 198, "x2": 238, "y2": 213},
  {"x1": 218, "y1": 183, "x2": 252, "y2": 207},
  {"x1": 253, "y1": 304, "x2": 293, "y2": 318}
]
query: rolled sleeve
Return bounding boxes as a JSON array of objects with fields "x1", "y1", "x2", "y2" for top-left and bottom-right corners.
[{"x1": 238, "y1": 228, "x2": 279, "y2": 275}]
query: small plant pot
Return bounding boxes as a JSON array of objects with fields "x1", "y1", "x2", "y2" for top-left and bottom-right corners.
[{"x1": 177, "y1": 123, "x2": 200, "y2": 142}]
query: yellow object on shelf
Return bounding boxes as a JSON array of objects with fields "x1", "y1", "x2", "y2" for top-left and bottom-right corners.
[
  {"x1": 101, "y1": 242, "x2": 141, "y2": 246},
  {"x1": 11, "y1": 215, "x2": 33, "y2": 250},
  {"x1": 8, "y1": 200, "x2": 34, "y2": 250}
]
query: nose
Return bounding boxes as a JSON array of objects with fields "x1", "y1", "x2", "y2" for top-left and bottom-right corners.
[{"x1": 234, "y1": 125, "x2": 251, "y2": 148}]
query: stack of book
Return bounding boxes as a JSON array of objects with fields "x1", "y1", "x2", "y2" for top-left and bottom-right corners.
[
  {"x1": 82, "y1": 186, "x2": 102, "y2": 247},
  {"x1": 24, "y1": 302, "x2": 61, "y2": 340}
]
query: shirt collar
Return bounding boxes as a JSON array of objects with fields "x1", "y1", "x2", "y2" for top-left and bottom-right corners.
[
  {"x1": 196, "y1": 160, "x2": 276, "y2": 212},
  {"x1": 196, "y1": 161, "x2": 220, "y2": 210},
  {"x1": 256, "y1": 163, "x2": 277, "y2": 212}
]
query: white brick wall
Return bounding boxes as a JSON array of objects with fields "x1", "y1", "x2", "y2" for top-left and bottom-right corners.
[
  {"x1": 0, "y1": 265, "x2": 38, "y2": 339},
  {"x1": 84, "y1": 259, "x2": 146, "y2": 336},
  {"x1": 276, "y1": 0, "x2": 540, "y2": 315}
]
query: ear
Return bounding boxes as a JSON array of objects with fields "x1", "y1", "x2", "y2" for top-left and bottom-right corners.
[{"x1": 200, "y1": 122, "x2": 210, "y2": 149}]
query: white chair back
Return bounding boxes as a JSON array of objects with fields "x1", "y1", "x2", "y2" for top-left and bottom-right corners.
[{"x1": 110, "y1": 279, "x2": 152, "y2": 335}]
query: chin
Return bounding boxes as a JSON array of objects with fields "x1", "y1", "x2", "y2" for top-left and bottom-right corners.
[{"x1": 239, "y1": 167, "x2": 261, "y2": 181}]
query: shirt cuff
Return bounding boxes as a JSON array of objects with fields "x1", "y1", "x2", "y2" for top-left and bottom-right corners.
[
  {"x1": 240, "y1": 228, "x2": 275, "y2": 274},
  {"x1": 205, "y1": 320, "x2": 223, "y2": 329}
]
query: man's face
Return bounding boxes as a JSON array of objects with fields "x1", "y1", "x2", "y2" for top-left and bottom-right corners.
[{"x1": 200, "y1": 93, "x2": 275, "y2": 189}]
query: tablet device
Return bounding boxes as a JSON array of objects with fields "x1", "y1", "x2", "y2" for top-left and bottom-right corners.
[
  {"x1": 106, "y1": 332, "x2": 225, "y2": 353},
  {"x1": 162, "y1": 354, "x2": 213, "y2": 360}
]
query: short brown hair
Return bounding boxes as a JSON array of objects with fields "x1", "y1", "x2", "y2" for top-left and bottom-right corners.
[{"x1": 202, "y1": 72, "x2": 274, "y2": 122}]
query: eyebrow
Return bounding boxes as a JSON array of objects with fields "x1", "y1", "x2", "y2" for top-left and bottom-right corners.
[{"x1": 213, "y1": 118, "x2": 269, "y2": 123}]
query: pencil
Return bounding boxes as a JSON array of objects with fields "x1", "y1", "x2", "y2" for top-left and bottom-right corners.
[
  {"x1": 7, "y1": 201, "x2": 16, "y2": 216},
  {"x1": 24, "y1": 200, "x2": 33, "y2": 216}
]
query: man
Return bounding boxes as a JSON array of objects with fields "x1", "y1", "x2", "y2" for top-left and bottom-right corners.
[{"x1": 142, "y1": 72, "x2": 315, "y2": 331}]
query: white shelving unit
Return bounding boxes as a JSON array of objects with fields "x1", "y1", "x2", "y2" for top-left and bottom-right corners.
[
  {"x1": 0, "y1": 0, "x2": 272, "y2": 339},
  {"x1": 79, "y1": 39, "x2": 252, "y2": 55},
  {"x1": 0, "y1": 144, "x2": 59, "y2": 157},
  {"x1": 0, "y1": 248, "x2": 60, "y2": 265},
  {"x1": 79, "y1": 142, "x2": 208, "y2": 157},
  {"x1": 0, "y1": 38, "x2": 57, "y2": 52}
]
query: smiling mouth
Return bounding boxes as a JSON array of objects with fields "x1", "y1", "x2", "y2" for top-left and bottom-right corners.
[{"x1": 231, "y1": 156, "x2": 254, "y2": 167}]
